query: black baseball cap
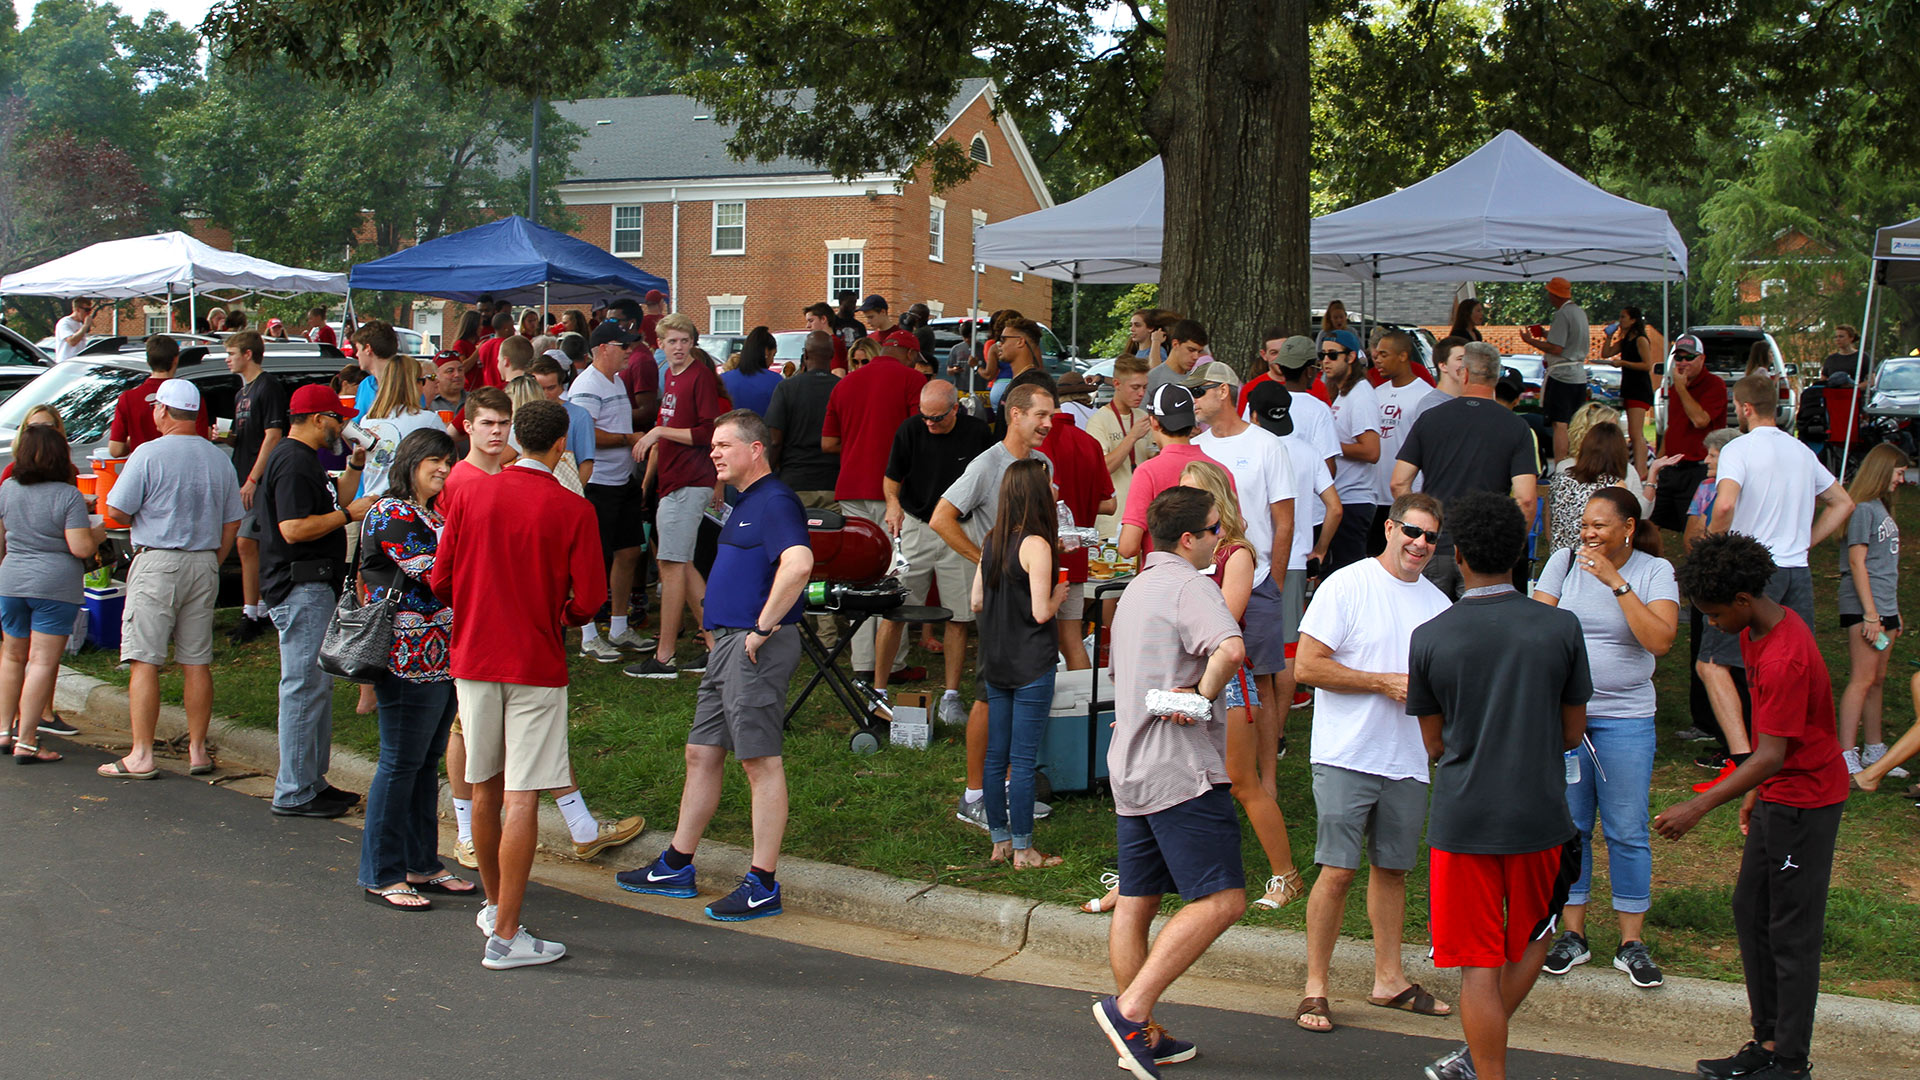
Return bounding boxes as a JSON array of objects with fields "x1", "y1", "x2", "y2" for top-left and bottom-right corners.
[
  {"x1": 1247, "y1": 380, "x2": 1295, "y2": 437},
  {"x1": 589, "y1": 320, "x2": 639, "y2": 348}
]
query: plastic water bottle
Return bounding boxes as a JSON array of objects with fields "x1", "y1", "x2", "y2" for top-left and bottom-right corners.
[{"x1": 1056, "y1": 500, "x2": 1098, "y2": 551}]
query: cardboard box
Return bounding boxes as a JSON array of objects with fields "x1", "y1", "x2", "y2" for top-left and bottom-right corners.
[{"x1": 890, "y1": 690, "x2": 932, "y2": 749}]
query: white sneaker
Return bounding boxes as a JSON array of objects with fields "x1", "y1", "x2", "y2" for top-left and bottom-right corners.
[
  {"x1": 581, "y1": 636, "x2": 623, "y2": 663},
  {"x1": 476, "y1": 901, "x2": 497, "y2": 938},
  {"x1": 608, "y1": 628, "x2": 657, "y2": 652},
  {"x1": 482, "y1": 926, "x2": 565, "y2": 969},
  {"x1": 1844, "y1": 747, "x2": 1863, "y2": 775},
  {"x1": 1865, "y1": 742, "x2": 1910, "y2": 778},
  {"x1": 938, "y1": 692, "x2": 967, "y2": 726}
]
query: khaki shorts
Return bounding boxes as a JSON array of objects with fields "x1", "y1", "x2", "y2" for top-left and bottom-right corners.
[
  {"x1": 1058, "y1": 580, "x2": 1086, "y2": 622},
  {"x1": 899, "y1": 515, "x2": 975, "y2": 623},
  {"x1": 120, "y1": 549, "x2": 219, "y2": 666},
  {"x1": 455, "y1": 679, "x2": 571, "y2": 791}
]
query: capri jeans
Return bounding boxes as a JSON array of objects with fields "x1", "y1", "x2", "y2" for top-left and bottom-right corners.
[
  {"x1": 982, "y1": 669, "x2": 1056, "y2": 848},
  {"x1": 1564, "y1": 714, "x2": 1656, "y2": 913},
  {"x1": 357, "y1": 674, "x2": 458, "y2": 889}
]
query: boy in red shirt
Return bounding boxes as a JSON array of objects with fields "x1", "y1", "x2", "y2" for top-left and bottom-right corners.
[{"x1": 1657, "y1": 533, "x2": 1847, "y2": 1080}]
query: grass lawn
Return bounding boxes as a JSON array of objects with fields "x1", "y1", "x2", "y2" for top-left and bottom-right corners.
[{"x1": 66, "y1": 496, "x2": 1920, "y2": 1005}]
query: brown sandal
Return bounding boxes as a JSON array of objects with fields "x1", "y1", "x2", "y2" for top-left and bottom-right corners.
[
  {"x1": 1368, "y1": 982, "x2": 1450, "y2": 1016},
  {"x1": 1296, "y1": 996, "x2": 1332, "y2": 1032}
]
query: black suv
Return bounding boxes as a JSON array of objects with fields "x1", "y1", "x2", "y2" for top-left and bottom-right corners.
[{"x1": 0, "y1": 322, "x2": 55, "y2": 404}]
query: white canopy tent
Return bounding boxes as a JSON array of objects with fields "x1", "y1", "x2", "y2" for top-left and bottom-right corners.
[
  {"x1": 0, "y1": 230, "x2": 347, "y2": 332},
  {"x1": 972, "y1": 156, "x2": 1165, "y2": 286},
  {"x1": 1838, "y1": 216, "x2": 1920, "y2": 475}
]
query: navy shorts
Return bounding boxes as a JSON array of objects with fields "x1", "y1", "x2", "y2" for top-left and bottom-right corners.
[{"x1": 1116, "y1": 784, "x2": 1245, "y2": 901}]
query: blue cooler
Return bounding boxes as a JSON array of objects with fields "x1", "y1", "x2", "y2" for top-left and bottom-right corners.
[
  {"x1": 84, "y1": 584, "x2": 126, "y2": 650},
  {"x1": 1036, "y1": 664, "x2": 1115, "y2": 795}
]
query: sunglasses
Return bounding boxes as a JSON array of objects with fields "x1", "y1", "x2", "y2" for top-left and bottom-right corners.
[
  {"x1": 1391, "y1": 520, "x2": 1439, "y2": 543},
  {"x1": 1319, "y1": 350, "x2": 1348, "y2": 361},
  {"x1": 920, "y1": 407, "x2": 954, "y2": 423},
  {"x1": 1193, "y1": 520, "x2": 1223, "y2": 537}
]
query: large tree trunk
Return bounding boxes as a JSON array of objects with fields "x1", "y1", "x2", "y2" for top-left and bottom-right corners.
[{"x1": 1147, "y1": 0, "x2": 1311, "y2": 380}]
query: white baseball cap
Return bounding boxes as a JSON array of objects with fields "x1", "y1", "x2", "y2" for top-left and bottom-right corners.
[{"x1": 155, "y1": 379, "x2": 201, "y2": 411}]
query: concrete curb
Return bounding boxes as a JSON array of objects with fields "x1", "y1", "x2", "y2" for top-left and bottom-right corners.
[{"x1": 56, "y1": 664, "x2": 1920, "y2": 1066}]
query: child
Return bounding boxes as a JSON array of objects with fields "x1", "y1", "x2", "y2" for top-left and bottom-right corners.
[
  {"x1": 1836, "y1": 443, "x2": 1909, "y2": 774},
  {"x1": 1657, "y1": 534, "x2": 1847, "y2": 1080}
]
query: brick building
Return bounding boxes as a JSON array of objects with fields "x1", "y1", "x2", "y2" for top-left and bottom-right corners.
[{"x1": 547, "y1": 77, "x2": 1054, "y2": 336}]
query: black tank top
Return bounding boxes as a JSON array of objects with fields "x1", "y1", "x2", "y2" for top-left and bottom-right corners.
[
  {"x1": 979, "y1": 536, "x2": 1056, "y2": 690},
  {"x1": 1619, "y1": 325, "x2": 1654, "y2": 405}
]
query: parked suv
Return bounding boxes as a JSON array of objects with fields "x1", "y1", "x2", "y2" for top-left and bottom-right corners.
[
  {"x1": 1654, "y1": 325, "x2": 1794, "y2": 433},
  {"x1": 927, "y1": 317, "x2": 1075, "y2": 383},
  {"x1": 0, "y1": 322, "x2": 54, "y2": 404}
]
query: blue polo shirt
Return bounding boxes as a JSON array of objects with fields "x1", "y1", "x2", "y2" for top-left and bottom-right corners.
[{"x1": 704, "y1": 472, "x2": 811, "y2": 631}]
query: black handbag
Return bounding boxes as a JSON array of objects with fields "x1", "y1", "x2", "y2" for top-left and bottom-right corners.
[{"x1": 317, "y1": 575, "x2": 400, "y2": 682}]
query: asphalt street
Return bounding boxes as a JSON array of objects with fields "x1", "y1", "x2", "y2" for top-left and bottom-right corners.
[{"x1": 0, "y1": 739, "x2": 1685, "y2": 1080}]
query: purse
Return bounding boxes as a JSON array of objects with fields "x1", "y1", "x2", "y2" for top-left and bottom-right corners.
[{"x1": 318, "y1": 575, "x2": 400, "y2": 682}]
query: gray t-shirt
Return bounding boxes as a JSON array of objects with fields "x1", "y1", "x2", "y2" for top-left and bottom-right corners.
[
  {"x1": 106, "y1": 434, "x2": 244, "y2": 552},
  {"x1": 1146, "y1": 361, "x2": 1186, "y2": 398},
  {"x1": 1545, "y1": 301, "x2": 1591, "y2": 383},
  {"x1": 1838, "y1": 500, "x2": 1899, "y2": 617},
  {"x1": 939, "y1": 442, "x2": 1052, "y2": 548},
  {"x1": 0, "y1": 479, "x2": 90, "y2": 603},
  {"x1": 1534, "y1": 548, "x2": 1679, "y2": 718}
]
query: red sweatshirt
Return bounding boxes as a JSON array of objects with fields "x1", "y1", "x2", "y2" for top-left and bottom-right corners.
[{"x1": 431, "y1": 463, "x2": 606, "y2": 686}]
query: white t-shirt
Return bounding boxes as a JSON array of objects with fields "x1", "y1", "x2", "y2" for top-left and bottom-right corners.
[
  {"x1": 565, "y1": 364, "x2": 634, "y2": 487},
  {"x1": 1328, "y1": 379, "x2": 1382, "y2": 507},
  {"x1": 357, "y1": 410, "x2": 445, "y2": 498},
  {"x1": 1286, "y1": 392, "x2": 1340, "y2": 526},
  {"x1": 53, "y1": 315, "x2": 87, "y2": 362},
  {"x1": 1283, "y1": 434, "x2": 1334, "y2": 569},
  {"x1": 1374, "y1": 377, "x2": 1429, "y2": 503},
  {"x1": 1195, "y1": 423, "x2": 1296, "y2": 586},
  {"x1": 1717, "y1": 425, "x2": 1837, "y2": 568},
  {"x1": 1297, "y1": 557, "x2": 1452, "y2": 781}
]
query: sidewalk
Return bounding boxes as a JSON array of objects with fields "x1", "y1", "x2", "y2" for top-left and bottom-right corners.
[{"x1": 57, "y1": 663, "x2": 1920, "y2": 1070}]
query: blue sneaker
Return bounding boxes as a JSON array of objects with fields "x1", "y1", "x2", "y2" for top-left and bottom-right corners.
[
  {"x1": 614, "y1": 850, "x2": 696, "y2": 898},
  {"x1": 1093, "y1": 996, "x2": 1160, "y2": 1079},
  {"x1": 705, "y1": 875, "x2": 782, "y2": 921}
]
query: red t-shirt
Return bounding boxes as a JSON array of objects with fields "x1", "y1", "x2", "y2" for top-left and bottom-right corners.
[
  {"x1": 1741, "y1": 610, "x2": 1848, "y2": 808},
  {"x1": 1038, "y1": 415, "x2": 1115, "y2": 582},
  {"x1": 1366, "y1": 362, "x2": 1435, "y2": 388},
  {"x1": 654, "y1": 359, "x2": 722, "y2": 497},
  {"x1": 472, "y1": 336, "x2": 506, "y2": 389},
  {"x1": 1237, "y1": 372, "x2": 1276, "y2": 416},
  {"x1": 821, "y1": 356, "x2": 927, "y2": 501},
  {"x1": 431, "y1": 464, "x2": 606, "y2": 687},
  {"x1": 305, "y1": 324, "x2": 338, "y2": 347},
  {"x1": 640, "y1": 312, "x2": 662, "y2": 349},
  {"x1": 437, "y1": 459, "x2": 496, "y2": 520},
  {"x1": 108, "y1": 377, "x2": 211, "y2": 451},
  {"x1": 1307, "y1": 376, "x2": 1331, "y2": 405},
  {"x1": 1661, "y1": 371, "x2": 1728, "y2": 461},
  {"x1": 621, "y1": 342, "x2": 659, "y2": 406},
  {"x1": 1119, "y1": 443, "x2": 1231, "y2": 552}
]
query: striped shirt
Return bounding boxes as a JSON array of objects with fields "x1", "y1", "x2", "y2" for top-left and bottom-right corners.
[{"x1": 1106, "y1": 550, "x2": 1244, "y2": 816}]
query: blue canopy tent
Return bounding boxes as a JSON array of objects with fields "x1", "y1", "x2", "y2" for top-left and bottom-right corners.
[{"x1": 347, "y1": 215, "x2": 667, "y2": 309}]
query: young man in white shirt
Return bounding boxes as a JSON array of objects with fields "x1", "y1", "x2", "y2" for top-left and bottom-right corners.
[
  {"x1": 568, "y1": 333, "x2": 648, "y2": 660},
  {"x1": 1292, "y1": 493, "x2": 1455, "y2": 1035},
  {"x1": 53, "y1": 296, "x2": 95, "y2": 363},
  {"x1": 1709, "y1": 374, "x2": 1855, "y2": 630},
  {"x1": 1369, "y1": 331, "x2": 1431, "y2": 553}
]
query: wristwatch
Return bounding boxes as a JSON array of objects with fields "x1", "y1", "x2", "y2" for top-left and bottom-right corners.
[
  {"x1": 753, "y1": 624, "x2": 777, "y2": 636},
  {"x1": 1613, "y1": 582, "x2": 1634, "y2": 597}
]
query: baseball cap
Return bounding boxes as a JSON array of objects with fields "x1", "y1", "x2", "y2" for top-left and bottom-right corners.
[
  {"x1": 1325, "y1": 329, "x2": 1361, "y2": 355},
  {"x1": 1497, "y1": 366, "x2": 1527, "y2": 397},
  {"x1": 1184, "y1": 360, "x2": 1239, "y2": 392},
  {"x1": 155, "y1": 379, "x2": 201, "y2": 411},
  {"x1": 643, "y1": 289, "x2": 666, "y2": 304},
  {"x1": 857, "y1": 293, "x2": 889, "y2": 313},
  {"x1": 590, "y1": 298, "x2": 609, "y2": 313},
  {"x1": 1145, "y1": 383, "x2": 1197, "y2": 429},
  {"x1": 290, "y1": 382, "x2": 356, "y2": 419},
  {"x1": 1275, "y1": 335, "x2": 1318, "y2": 370},
  {"x1": 589, "y1": 320, "x2": 639, "y2": 348},
  {"x1": 1671, "y1": 333, "x2": 1705, "y2": 357},
  {"x1": 876, "y1": 329, "x2": 919, "y2": 351},
  {"x1": 1545, "y1": 276, "x2": 1572, "y2": 299},
  {"x1": 1247, "y1": 380, "x2": 1294, "y2": 437}
]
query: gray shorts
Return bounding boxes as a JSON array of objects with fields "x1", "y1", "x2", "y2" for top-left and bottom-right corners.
[
  {"x1": 120, "y1": 549, "x2": 219, "y2": 666},
  {"x1": 1281, "y1": 569, "x2": 1306, "y2": 645},
  {"x1": 690, "y1": 624, "x2": 803, "y2": 759},
  {"x1": 1698, "y1": 624, "x2": 1744, "y2": 668},
  {"x1": 240, "y1": 497, "x2": 266, "y2": 541},
  {"x1": 1243, "y1": 574, "x2": 1289, "y2": 675},
  {"x1": 1310, "y1": 762, "x2": 1429, "y2": 871},
  {"x1": 1422, "y1": 546, "x2": 1463, "y2": 601},
  {"x1": 655, "y1": 484, "x2": 710, "y2": 563},
  {"x1": 1059, "y1": 581, "x2": 1085, "y2": 622}
]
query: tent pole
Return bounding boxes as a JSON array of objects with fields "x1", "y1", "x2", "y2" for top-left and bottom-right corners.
[
  {"x1": 1840, "y1": 268, "x2": 1877, "y2": 479},
  {"x1": 542, "y1": 282, "x2": 549, "y2": 324},
  {"x1": 529, "y1": 96, "x2": 542, "y2": 226},
  {"x1": 969, "y1": 255, "x2": 981, "y2": 406},
  {"x1": 1070, "y1": 271, "x2": 1079, "y2": 358}
]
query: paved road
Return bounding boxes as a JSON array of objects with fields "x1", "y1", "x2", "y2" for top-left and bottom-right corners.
[{"x1": 1, "y1": 741, "x2": 1683, "y2": 1080}]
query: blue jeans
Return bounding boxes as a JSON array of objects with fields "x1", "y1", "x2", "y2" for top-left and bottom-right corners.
[
  {"x1": 357, "y1": 674, "x2": 457, "y2": 888},
  {"x1": 983, "y1": 669, "x2": 1055, "y2": 848},
  {"x1": 1565, "y1": 714, "x2": 1656, "y2": 913},
  {"x1": 269, "y1": 582, "x2": 336, "y2": 808}
]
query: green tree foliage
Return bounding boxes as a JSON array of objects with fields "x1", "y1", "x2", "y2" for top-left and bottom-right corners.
[{"x1": 9, "y1": 0, "x2": 202, "y2": 175}]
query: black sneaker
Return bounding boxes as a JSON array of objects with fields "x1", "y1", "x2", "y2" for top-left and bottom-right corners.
[
  {"x1": 1694, "y1": 749, "x2": 1731, "y2": 770},
  {"x1": 1614, "y1": 940, "x2": 1663, "y2": 987},
  {"x1": 1541, "y1": 929, "x2": 1589, "y2": 975},
  {"x1": 36, "y1": 714, "x2": 79, "y2": 737},
  {"x1": 624, "y1": 656, "x2": 678, "y2": 679},
  {"x1": 1673, "y1": 725, "x2": 1717, "y2": 743},
  {"x1": 682, "y1": 651, "x2": 710, "y2": 673},
  {"x1": 229, "y1": 615, "x2": 268, "y2": 645},
  {"x1": 272, "y1": 796, "x2": 348, "y2": 819},
  {"x1": 318, "y1": 786, "x2": 361, "y2": 807},
  {"x1": 1743, "y1": 1062, "x2": 1810, "y2": 1079},
  {"x1": 1424, "y1": 1043, "x2": 1476, "y2": 1080},
  {"x1": 1696, "y1": 1042, "x2": 1774, "y2": 1079}
]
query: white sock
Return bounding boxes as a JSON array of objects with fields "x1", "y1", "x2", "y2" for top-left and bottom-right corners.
[
  {"x1": 452, "y1": 797, "x2": 474, "y2": 844},
  {"x1": 963, "y1": 787, "x2": 983, "y2": 803},
  {"x1": 610, "y1": 615, "x2": 629, "y2": 637},
  {"x1": 243, "y1": 603, "x2": 259, "y2": 619},
  {"x1": 942, "y1": 689, "x2": 961, "y2": 699},
  {"x1": 581, "y1": 622, "x2": 601, "y2": 644},
  {"x1": 556, "y1": 790, "x2": 599, "y2": 844}
]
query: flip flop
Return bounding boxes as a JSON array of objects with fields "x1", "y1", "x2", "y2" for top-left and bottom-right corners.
[
  {"x1": 411, "y1": 873, "x2": 478, "y2": 896},
  {"x1": 1296, "y1": 996, "x2": 1333, "y2": 1033},
  {"x1": 1368, "y1": 982, "x2": 1450, "y2": 1016},
  {"x1": 97, "y1": 758, "x2": 160, "y2": 780},
  {"x1": 364, "y1": 886, "x2": 431, "y2": 911},
  {"x1": 1013, "y1": 851, "x2": 1064, "y2": 869},
  {"x1": 189, "y1": 762, "x2": 216, "y2": 776}
]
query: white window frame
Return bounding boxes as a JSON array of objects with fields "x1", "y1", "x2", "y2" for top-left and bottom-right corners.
[
  {"x1": 969, "y1": 132, "x2": 992, "y2": 165},
  {"x1": 611, "y1": 205, "x2": 645, "y2": 256},
  {"x1": 145, "y1": 310, "x2": 170, "y2": 336},
  {"x1": 826, "y1": 238, "x2": 867, "y2": 301},
  {"x1": 928, "y1": 196, "x2": 946, "y2": 263},
  {"x1": 925, "y1": 300, "x2": 945, "y2": 318},
  {"x1": 1760, "y1": 277, "x2": 1787, "y2": 299},
  {"x1": 712, "y1": 200, "x2": 746, "y2": 255},
  {"x1": 708, "y1": 298, "x2": 745, "y2": 335},
  {"x1": 1011, "y1": 271, "x2": 1024, "y2": 282}
]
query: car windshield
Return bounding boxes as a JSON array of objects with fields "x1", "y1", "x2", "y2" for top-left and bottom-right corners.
[
  {"x1": 772, "y1": 332, "x2": 809, "y2": 361},
  {"x1": 0, "y1": 363, "x2": 147, "y2": 443},
  {"x1": 1877, "y1": 363, "x2": 1920, "y2": 392}
]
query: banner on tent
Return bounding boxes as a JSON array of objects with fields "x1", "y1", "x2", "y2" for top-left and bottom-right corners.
[{"x1": 1891, "y1": 238, "x2": 1920, "y2": 256}]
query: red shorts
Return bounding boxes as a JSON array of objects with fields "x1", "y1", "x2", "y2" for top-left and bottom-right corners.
[
  {"x1": 1428, "y1": 838, "x2": 1579, "y2": 968},
  {"x1": 1624, "y1": 398, "x2": 1653, "y2": 411}
]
